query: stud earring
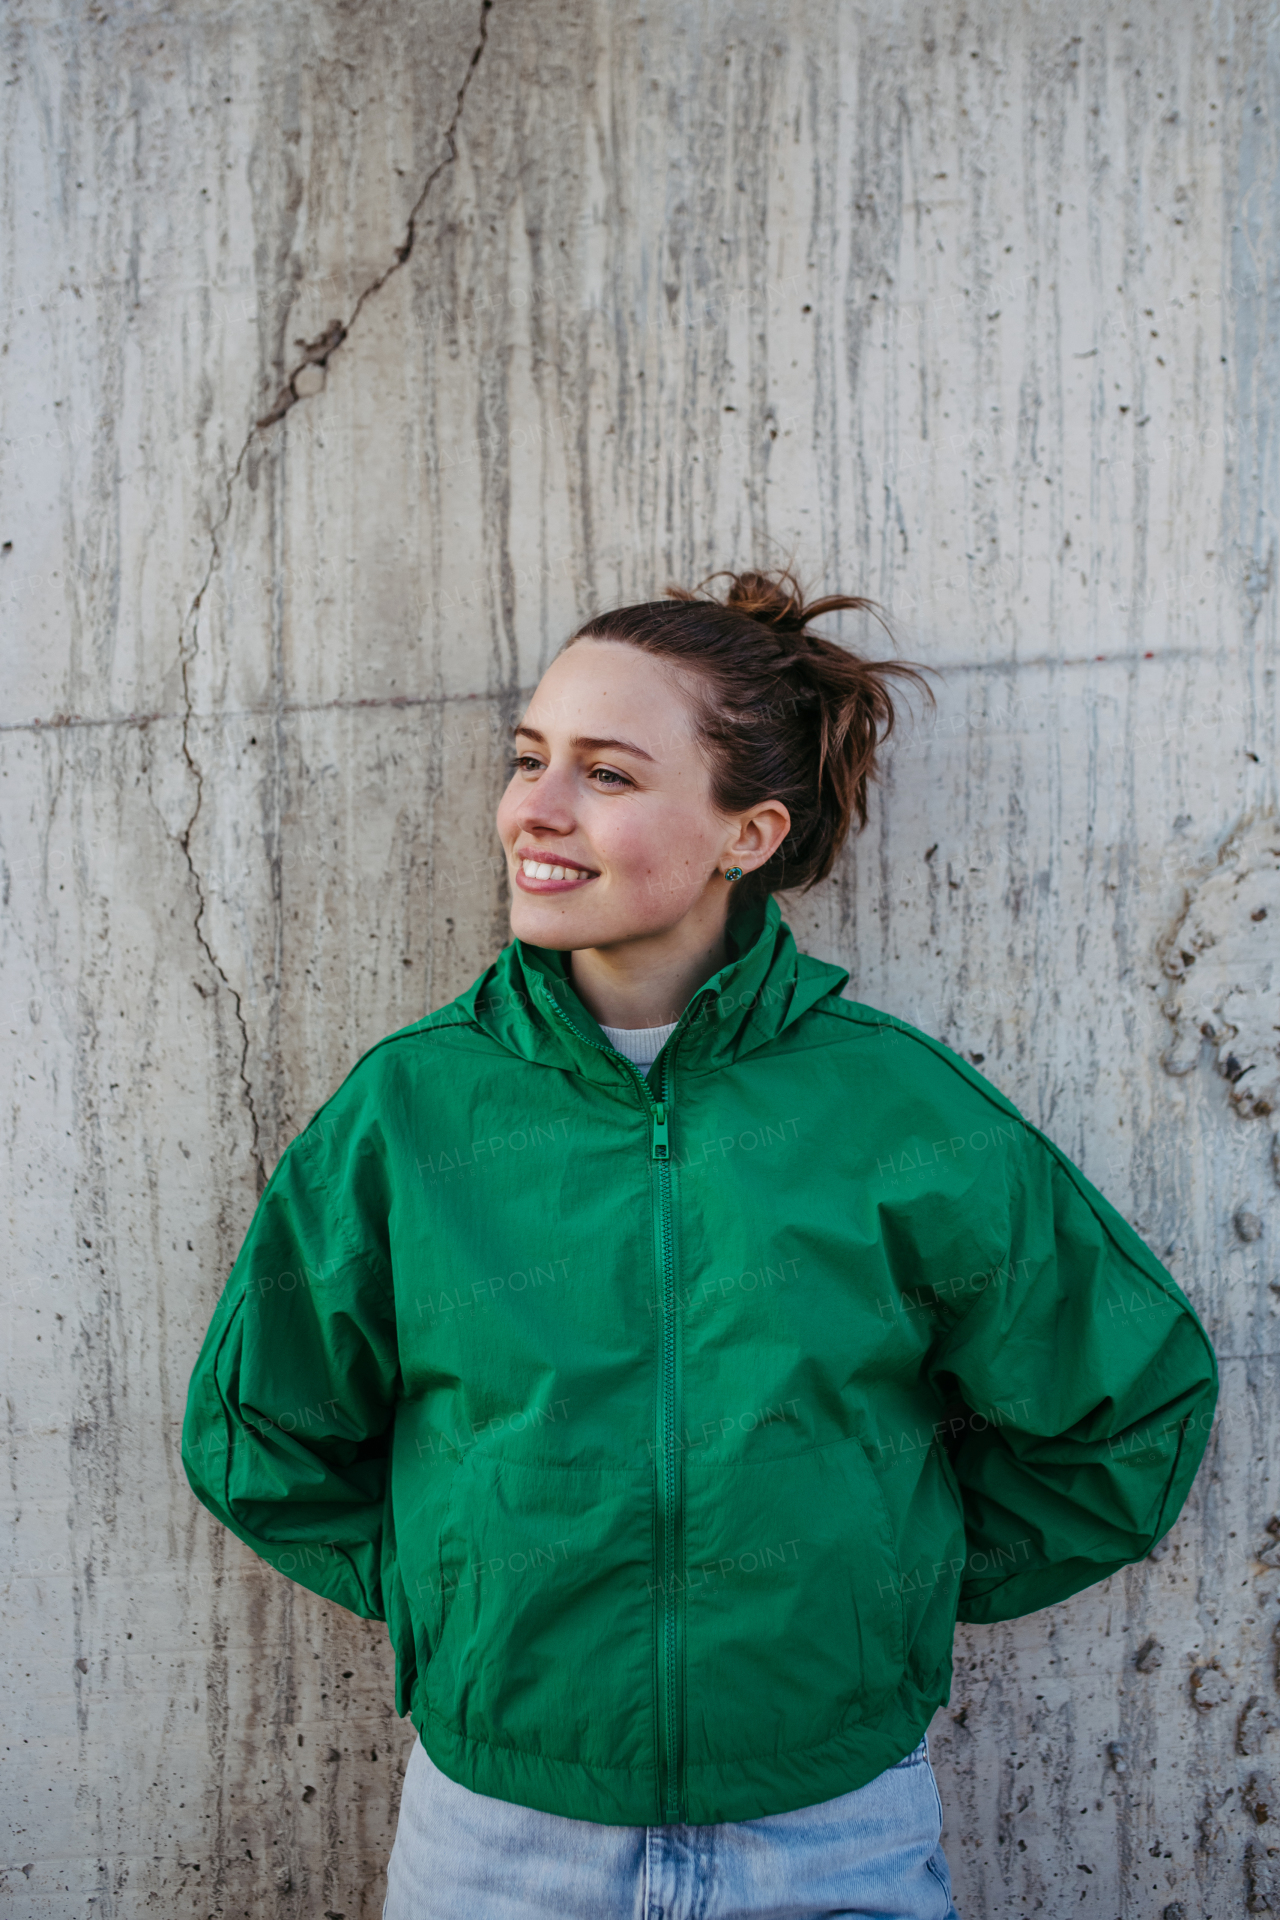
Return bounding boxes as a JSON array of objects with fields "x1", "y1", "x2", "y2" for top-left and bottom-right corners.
[{"x1": 724, "y1": 866, "x2": 744, "y2": 882}]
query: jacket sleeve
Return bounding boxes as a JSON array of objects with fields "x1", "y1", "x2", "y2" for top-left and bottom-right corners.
[
  {"x1": 181, "y1": 1095, "x2": 398, "y2": 1620},
  {"x1": 929, "y1": 1123, "x2": 1219, "y2": 1624}
]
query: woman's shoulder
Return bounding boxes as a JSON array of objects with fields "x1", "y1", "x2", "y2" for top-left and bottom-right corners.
[
  {"x1": 283, "y1": 974, "x2": 515, "y2": 1158},
  {"x1": 805, "y1": 991, "x2": 1031, "y2": 1127}
]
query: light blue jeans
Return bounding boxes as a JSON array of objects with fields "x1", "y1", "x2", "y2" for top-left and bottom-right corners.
[{"x1": 383, "y1": 1733, "x2": 961, "y2": 1919}]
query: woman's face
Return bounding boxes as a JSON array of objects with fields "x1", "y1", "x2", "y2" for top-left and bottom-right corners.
[{"x1": 497, "y1": 639, "x2": 766, "y2": 953}]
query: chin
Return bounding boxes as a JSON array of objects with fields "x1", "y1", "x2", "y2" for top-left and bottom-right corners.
[
  {"x1": 508, "y1": 899, "x2": 597, "y2": 950},
  {"x1": 510, "y1": 896, "x2": 694, "y2": 953}
]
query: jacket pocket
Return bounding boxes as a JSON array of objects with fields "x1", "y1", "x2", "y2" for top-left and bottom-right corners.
[
  {"x1": 428, "y1": 1448, "x2": 655, "y2": 1768},
  {"x1": 682, "y1": 1434, "x2": 908, "y2": 1768},
  {"x1": 886, "y1": 1437, "x2": 968, "y2": 1697},
  {"x1": 430, "y1": 1454, "x2": 468, "y2": 1654}
]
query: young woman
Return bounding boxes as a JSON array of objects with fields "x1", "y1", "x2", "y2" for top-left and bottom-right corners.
[{"x1": 183, "y1": 569, "x2": 1218, "y2": 1920}]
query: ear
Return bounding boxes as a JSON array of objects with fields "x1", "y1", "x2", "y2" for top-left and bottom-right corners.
[{"x1": 721, "y1": 800, "x2": 792, "y2": 877}]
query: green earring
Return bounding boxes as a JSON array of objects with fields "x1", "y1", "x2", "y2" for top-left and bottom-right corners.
[{"x1": 724, "y1": 866, "x2": 744, "y2": 882}]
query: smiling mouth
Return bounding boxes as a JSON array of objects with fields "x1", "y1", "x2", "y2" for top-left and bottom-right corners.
[{"x1": 515, "y1": 854, "x2": 599, "y2": 892}]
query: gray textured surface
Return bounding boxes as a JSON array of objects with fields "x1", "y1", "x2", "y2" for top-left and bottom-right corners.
[{"x1": 3, "y1": 2, "x2": 1278, "y2": 1913}]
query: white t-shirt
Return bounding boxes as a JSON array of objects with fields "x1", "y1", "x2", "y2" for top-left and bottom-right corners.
[{"x1": 599, "y1": 1020, "x2": 679, "y2": 1070}]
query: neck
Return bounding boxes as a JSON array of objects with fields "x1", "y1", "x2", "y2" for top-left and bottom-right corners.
[{"x1": 569, "y1": 915, "x2": 731, "y2": 1030}]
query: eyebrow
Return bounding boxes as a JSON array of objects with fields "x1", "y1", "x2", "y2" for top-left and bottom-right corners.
[{"x1": 514, "y1": 724, "x2": 655, "y2": 763}]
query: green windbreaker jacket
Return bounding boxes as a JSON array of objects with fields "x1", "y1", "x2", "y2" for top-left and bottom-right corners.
[{"x1": 182, "y1": 895, "x2": 1218, "y2": 1825}]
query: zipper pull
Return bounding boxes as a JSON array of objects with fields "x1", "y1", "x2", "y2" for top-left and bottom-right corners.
[{"x1": 650, "y1": 1102, "x2": 670, "y2": 1160}]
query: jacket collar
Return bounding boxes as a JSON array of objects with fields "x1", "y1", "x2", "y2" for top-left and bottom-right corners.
[{"x1": 460, "y1": 894, "x2": 848, "y2": 1086}]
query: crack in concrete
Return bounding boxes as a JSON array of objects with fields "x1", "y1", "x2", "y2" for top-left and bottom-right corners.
[
  {"x1": 171, "y1": 0, "x2": 493, "y2": 1188},
  {"x1": 178, "y1": 689, "x2": 266, "y2": 1193},
  {"x1": 255, "y1": 1, "x2": 492, "y2": 430}
]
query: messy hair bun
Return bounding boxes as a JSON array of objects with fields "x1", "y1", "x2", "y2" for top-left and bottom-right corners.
[{"x1": 566, "y1": 566, "x2": 933, "y2": 896}]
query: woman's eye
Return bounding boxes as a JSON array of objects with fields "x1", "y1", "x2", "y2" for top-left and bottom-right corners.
[{"x1": 507, "y1": 755, "x2": 629, "y2": 786}]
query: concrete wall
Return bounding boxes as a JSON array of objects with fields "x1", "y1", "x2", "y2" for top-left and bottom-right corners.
[{"x1": 3, "y1": 2, "x2": 1278, "y2": 1912}]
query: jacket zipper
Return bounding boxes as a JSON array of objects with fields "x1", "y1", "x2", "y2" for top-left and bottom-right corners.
[
  {"x1": 539, "y1": 983, "x2": 689, "y2": 1821},
  {"x1": 650, "y1": 1047, "x2": 680, "y2": 1821}
]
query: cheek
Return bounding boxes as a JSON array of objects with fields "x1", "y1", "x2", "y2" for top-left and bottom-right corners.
[{"x1": 606, "y1": 804, "x2": 717, "y2": 886}]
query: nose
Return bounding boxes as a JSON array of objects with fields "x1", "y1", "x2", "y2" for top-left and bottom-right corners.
[{"x1": 511, "y1": 763, "x2": 577, "y2": 838}]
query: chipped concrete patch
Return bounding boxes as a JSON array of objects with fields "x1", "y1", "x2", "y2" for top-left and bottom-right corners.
[
  {"x1": 1240, "y1": 1696, "x2": 1280, "y2": 1758},
  {"x1": 1191, "y1": 1662, "x2": 1235, "y2": 1712},
  {"x1": 1163, "y1": 816, "x2": 1280, "y2": 1183}
]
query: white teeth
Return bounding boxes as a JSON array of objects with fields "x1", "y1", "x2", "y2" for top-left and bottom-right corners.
[{"x1": 522, "y1": 857, "x2": 591, "y2": 882}]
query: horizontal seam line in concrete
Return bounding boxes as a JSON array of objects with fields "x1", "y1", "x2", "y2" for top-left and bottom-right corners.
[
  {"x1": 0, "y1": 690, "x2": 518, "y2": 734},
  {"x1": 0, "y1": 647, "x2": 1230, "y2": 734},
  {"x1": 935, "y1": 646, "x2": 1211, "y2": 672}
]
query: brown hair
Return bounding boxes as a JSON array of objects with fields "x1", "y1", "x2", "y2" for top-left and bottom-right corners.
[{"x1": 566, "y1": 567, "x2": 934, "y2": 897}]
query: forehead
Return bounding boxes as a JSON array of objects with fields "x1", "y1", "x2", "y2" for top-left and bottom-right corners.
[{"x1": 523, "y1": 640, "x2": 700, "y2": 747}]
